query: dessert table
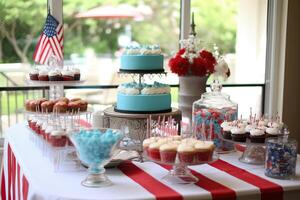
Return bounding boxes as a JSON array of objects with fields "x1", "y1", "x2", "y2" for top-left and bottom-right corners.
[{"x1": 1, "y1": 123, "x2": 300, "y2": 200}]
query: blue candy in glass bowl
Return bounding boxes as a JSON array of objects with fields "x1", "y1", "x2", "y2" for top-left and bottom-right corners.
[{"x1": 69, "y1": 128, "x2": 123, "y2": 187}]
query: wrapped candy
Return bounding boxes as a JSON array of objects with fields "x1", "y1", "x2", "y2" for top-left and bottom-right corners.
[{"x1": 265, "y1": 136, "x2": 297, "y2": 179}]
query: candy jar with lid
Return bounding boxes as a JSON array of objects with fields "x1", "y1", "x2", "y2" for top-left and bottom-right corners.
[{"x1": 192, "y1": 79, "x2": 238, "y2": 152}]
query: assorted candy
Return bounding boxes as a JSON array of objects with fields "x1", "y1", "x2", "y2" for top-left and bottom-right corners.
[
  {"x1": 265, "y1": 137, "x2": 297, "y2": 179},
  {"x1": 71, "y1": 129, "x2": 123, "y2": 166},
  {"x1": 193, "y1": 107, "x2": 237, "y2": 151}
]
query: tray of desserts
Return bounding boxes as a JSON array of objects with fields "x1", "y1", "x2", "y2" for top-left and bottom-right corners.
[
  {"x1": 143, "y1": 136, "x2": 218, "y2": 165},
  {"x1": 220, "y1": 117, "x2": 286, "y2": 145},
  {"x1": 25, "y1": 97, "x2": 88, "y2": 114},
  {"x1": 27, "y1": 67, "x2": 84, "y2": 85}
]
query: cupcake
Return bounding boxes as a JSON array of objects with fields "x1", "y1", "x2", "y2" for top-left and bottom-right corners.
[
  {"x1": 48, "y1": 69, "x2": 62, "y2": 81},
  {"x1": 265, "y1": 127, "x2": 281, "y2": 138},
  {"x1": 38, "y1": 69, "x2": 49, "y2": 81},
  {"x1": 245, "y1": 124, "x2": 256, "y2": 138},
  {"x1": 222, "y1": 125, "x2": 232, "y2": 139},
  {"x1": 249, "y1": 128, "x2": 265, "y2": 143},
  {"x1": 41, "y1": 101, "x2": 54, "y2": 112},
  {"x1": 45, "y1": 125, "x2": 54, "y2": 141},
  {"x1": 177, "y1": 143, "x2": 196, "y2": 164},
  {"x1": 29, "y1": 69, "x2": 39, "y2": 80},
  {"x1": 48, "y1": 129, "x2": 67, "y2": 147},
  {"x1": 53, "y1": 101, "x2": 68, "y2": 113},
  {"x1": 72, "y1": 68, "x2": 81, "y2": 80},
  {"x1": 61, "y1": 69, "x2": 74, "y2": 81},
  {"x1": 148, "y1": 142, "x2": 163, "y2": 161},
  {"x1": 143, "y1": 138, "x2": 155, "y2": 156},
  {"x1": 231, "y1": 127, "x2": 247, "y2": 142},
  {"x1": 159, "y1": 143, "x2": 178, "y2": 163},
  {"x1": 194, "y1": 141, "x2": 215, "y2": 162}
]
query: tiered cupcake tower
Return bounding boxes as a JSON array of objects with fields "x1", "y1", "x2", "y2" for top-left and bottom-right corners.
[{"x1": 24, "y1": 56, "x2": 91, "y2": 171}]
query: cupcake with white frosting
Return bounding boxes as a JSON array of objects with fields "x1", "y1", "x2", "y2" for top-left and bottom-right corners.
[
  {"x1": 231, "y1": 126, "x2": 247, "y2": 142},
  {"x1": 194, "y1": 141, "x2": 215, "y2": 162},
  {"x1": 62, "y1": 69, "x2": 74, "y2": 81},
  {"x1": 177, "y1": 143, "x2": 196, "y2": 164},
  {"x1": 159, "y1": 142, "x2": 178, "y2": 163},
  {"x1": 249, "y1": 128, "x2": 265, "y2": 143},
  {"x1": 265, "y1": 127, "x2": 281, "y2": 138},
  {"x1": 38, "y1": 69, "x2": 49, "y2": 81}
]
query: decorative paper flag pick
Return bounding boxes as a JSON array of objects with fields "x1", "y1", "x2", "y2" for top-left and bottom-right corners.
[{"x1": 33, "y1": 12, "x2": 63, "y2": 64}]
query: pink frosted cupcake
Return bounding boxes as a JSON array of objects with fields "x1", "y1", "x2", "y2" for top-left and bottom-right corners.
[
  {"x1": 159, "y1": 143, "x2": 178, "y2": 163},
  {"x1": 177, "y1": 143, "x2": 196, "y2": 164},
  {"x1": 194, "y1": 141, "x2": 215, "y2": 162}
]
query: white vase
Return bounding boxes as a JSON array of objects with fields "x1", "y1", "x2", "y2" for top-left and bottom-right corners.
[{"x1": 179, "y1": 76, "x2": 208, "y2": 121}]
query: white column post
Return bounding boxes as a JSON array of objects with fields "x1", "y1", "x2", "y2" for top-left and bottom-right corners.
[
  {"x1": 49, "y1": 0, "x2": 63, "y2": 23},
  {"x1": 180, "y1": 0, "x2": 191, "y2": 43}
]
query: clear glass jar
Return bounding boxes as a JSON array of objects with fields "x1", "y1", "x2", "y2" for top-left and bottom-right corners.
[
  {"x1": 192, "y1": 80, "x2": 238, "y2": 152},
  {"x1": 265, "y1": 136, "x2": 297, "y2": 179}
]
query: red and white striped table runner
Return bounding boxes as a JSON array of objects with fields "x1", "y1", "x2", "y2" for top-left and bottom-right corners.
[{"x1": 1, "y1": 123, "x2": 300, "y2": 200}]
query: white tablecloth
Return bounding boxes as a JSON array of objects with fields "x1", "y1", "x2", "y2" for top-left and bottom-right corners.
[{"x1": 1, "y1": 123, "x2": 300, "y2": 200}]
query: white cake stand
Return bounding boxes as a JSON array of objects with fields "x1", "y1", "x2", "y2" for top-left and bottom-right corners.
[{"x1": 26, "y1": 79, "x2": 85, "y2": 100}]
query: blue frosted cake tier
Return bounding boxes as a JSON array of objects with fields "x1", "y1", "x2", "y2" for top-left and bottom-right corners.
[
  {"x1": 120, "y1": 55, "x2": 164, "y2": 71},
  {"x1": 116, "y1": 93, "x2": 171, "y2": 112}
]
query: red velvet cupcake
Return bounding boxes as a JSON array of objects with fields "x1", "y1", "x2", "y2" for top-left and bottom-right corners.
[
  {"x1": 29, "y1": 69, "x2": 39, "y2": 80},
  {"x1": 62, "y1": 70, "x2": 74, "y2": 81},
  {"x1": 177, "y1": 143, "x2": 196, "y2": 164},
  {"x1": 159, "y1": 143, "x2": 178, "y2": 163},
  {"x1": 48, "y1": 129, "x2": 67, "y2": 147},
  {"x1": 148, "y1": 142, "x2": 162, "y2": 161},
  {"x1": 194, "y1": 141, "x2": 215, "y2": 162},
  {"x1": 38, "y1": 70, "x2": 49, "y2": 81}
]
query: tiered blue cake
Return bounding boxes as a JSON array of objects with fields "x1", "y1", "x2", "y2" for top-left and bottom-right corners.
[{"x1": 116, "y1": 45, "x2": 171, "y2": 113}]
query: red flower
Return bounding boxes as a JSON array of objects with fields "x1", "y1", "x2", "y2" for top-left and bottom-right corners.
[
  {"x1": 177, "y1": 48, "x2": 186, "y2": 56},
  {"x1": 200, "y1": 50, "x2": 216, "y2": 65},
  {"x1": 190, "y1": 57, "x2": 207, "y2": 76},
  {"x1": 168, "y1": 55, "x2": 190, "y2": 76}
]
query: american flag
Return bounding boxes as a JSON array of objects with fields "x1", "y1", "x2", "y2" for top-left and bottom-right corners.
[{"x1": 33, "y1": 14, "x2": 63, "y2": 64}]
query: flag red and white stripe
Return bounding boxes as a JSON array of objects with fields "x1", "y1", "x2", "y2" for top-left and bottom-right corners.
[{"x1": 33, "y1": 14, "x2": 63, "y2": 64}]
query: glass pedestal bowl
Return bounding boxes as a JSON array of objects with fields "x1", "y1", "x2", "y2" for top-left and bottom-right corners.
[
  {"x1": 145, "y1": 150, "x2": 218, "y2": 184},
  {"x1": 69, "y1": 128, "x2": 123, "y2": 187}
]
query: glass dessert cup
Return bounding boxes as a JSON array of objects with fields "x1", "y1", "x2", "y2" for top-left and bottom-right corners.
[
  {"x1": 145, "y1": 152, "x2": 218, "y2": 184},
  {"x1": 69, "y1": 128, "x2": 123, "y2": 187},
  {"x1": 219, "y1": 132, "x2": 266, "y2": 165}
]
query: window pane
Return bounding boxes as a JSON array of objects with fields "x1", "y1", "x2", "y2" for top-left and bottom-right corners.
[{"x1": 191, "y1": 0, "x2": 267, "y2": 84}]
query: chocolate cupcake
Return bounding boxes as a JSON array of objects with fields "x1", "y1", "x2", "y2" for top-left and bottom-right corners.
[
  {"x1": 245, "y1": 124, "x2": 256, "y2": 138},
  {"x1": 29, "y1": 69, "x2": 39, "y2": 80},
  {"x1": 231, "y1": 127, "x2": 247, "y2": 142},
  {"x1": 72, "y1": 68, "x2": 81, "y2": 81},
  {"x1": 38, "y1": 70, "x2": 49, "y2": 81},
  {"x1": 265, "y1": 127, "x2": 281, "y2": 138},
  {"x1": 222, "y1": 125, "x2": 232, "y2": 139},
  {"x1": 249, "y1": 128, "x2": 265, "y2": 143},
  {"x1": 49, "y1": 69, "x2": 62, "y2": 81}
]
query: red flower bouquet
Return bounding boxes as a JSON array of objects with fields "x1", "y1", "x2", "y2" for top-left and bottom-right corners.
[
  {"x1": 169, "y1": 48, "x2": 217, "y2": 77},
  {"x1": 168, "y1": 35, "x2": 230, "y2": 79}
]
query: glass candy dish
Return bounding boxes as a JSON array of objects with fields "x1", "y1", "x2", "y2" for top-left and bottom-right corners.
[{"x1": 69, "y1": 128, "x2": 123, "y2": 187}]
